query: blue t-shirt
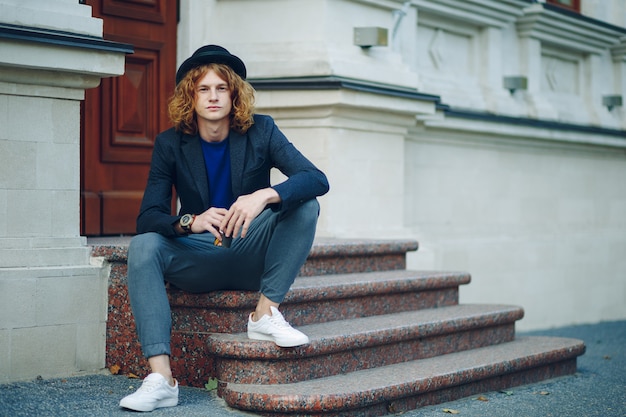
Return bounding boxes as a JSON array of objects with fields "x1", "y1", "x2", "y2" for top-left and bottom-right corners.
[{"x1": 200, "y1": 137, "x2": 234, "y2": 209}]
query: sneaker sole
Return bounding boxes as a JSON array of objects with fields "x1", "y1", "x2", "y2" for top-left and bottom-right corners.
[
  {"x1": 119, "y1": 397, "x2": 178, "y2": 412},
  {"x1": 248, "y1": 331, "x2": 309, "y2": 348}
]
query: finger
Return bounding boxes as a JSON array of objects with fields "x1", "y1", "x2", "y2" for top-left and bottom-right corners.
[
  {"x1": 235, "y1": 213, "x2": 250, "y2": 238},
  {"x1": 239, "y1": 222, "x2": 249, "y2": 238},
  {"x1": 205, "y1": 222, "x2": 221, "y2": 239},
  {"x1": 220, "y1": 211, "x2": 235, "y2": 236},
  {"x1": 228, "y1": 213, "x2": 242, "y2": 238}
]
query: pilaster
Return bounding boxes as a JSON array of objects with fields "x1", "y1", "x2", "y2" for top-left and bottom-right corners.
[
  {"x1": 253, "y1": 78, "x2": 438, "y2": 239},
  {"x1": 611, "y1": 37, "x2": 626, "y2": 128},
  {"x1": 0, "y1": 0, "x2": 128, "y2": 382}
]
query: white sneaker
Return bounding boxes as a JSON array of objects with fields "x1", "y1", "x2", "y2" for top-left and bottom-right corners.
[
  {"x1": 247, "y1": 306, "x2": 310, "y2": 347},
  {"x1": 119, "y1": 373, "x2": 179, "y2": 412}
]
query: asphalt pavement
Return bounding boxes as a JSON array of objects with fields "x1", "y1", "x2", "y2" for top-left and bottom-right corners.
[{"x1": 1, "y1": 320, "x2": 624, "y2": 417}]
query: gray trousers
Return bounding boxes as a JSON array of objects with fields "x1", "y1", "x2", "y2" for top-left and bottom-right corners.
[{"x1": 127, "y1": 199, "x2": 319, "y2": 358}]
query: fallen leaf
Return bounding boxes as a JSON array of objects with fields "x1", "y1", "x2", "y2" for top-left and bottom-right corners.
[
  {"x1": 499, "y1": 390, "x2": 514, "y2": 396},
  {"x1": 127, "y1": 373, "x2": 140, "y2": 379},
  {"x1": 475, "y1": 396, "x2": 489, "y2": 402},
  {"x1": 442, "y1": 409, "x2": 460, "y2": 414},
  {"x1": 205, "y1": 377, "x2": 218, "y2": 391},
  {"x1": 537, "y1": 391, "x2": 550, "y2": 396},
  {"x1": 109, "y1": 365, "x2": 121, "y2": 375}
]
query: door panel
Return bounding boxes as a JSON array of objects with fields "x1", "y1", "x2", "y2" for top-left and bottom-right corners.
[
  {"x1": 103, "y1": 0, "x2": 167, "y2": 23},
  {"x1": 101, "y1": 42, "x2": 161, "y2": 163},
  {"x1": 81, "y1": 0, "x2": 176, "y2": 236}
]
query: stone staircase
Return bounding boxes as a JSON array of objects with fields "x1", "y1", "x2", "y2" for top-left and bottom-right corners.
[{"x1": 92, "y1": 238, "x2": 585, "y2": 417}]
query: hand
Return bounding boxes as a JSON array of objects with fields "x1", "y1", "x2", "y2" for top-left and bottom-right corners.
[
  {"x1": 191, "y1": 207, "x2": 229, "y2": 239},
  {"x1": 221, "y1": 188, "x2": 280, "y2": 239}
]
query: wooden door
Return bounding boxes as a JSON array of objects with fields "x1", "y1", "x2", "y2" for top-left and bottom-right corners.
[{"x1": 81, "y1": 0, "x2": 177, "y2": 235}]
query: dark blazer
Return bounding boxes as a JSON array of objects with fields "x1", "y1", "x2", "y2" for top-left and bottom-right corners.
[{"x1": 136, "y1": 114, "x2": 329, "y2": 236}]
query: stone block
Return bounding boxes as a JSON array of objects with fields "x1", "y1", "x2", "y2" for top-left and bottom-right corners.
[
  {"x1": 0, "y1": 329, "x2": 10, "y2": 384},
  {"x1": 50, "y1": 99, "x2": 79, "y2": 144},
  {"x1": 0, "y1": 92, "x2": 7, "y2": 139},
  {"x1": 11, "y1": 324, "x2": 76, "y2": 381},
  {"x1": 36, "y1": 273, "x2": 106, "y2": 326},
  {"x1": 0, "y1": 189, "x2": 6, "y2": 237},
  {"x1": 6, "y1": 190, "x2": 53, "y2": 237},
  {"x1": 36, "y1": 143, "x2": 79, "y2": 190},
  {"x1": 0, "y1": 276, "x2": 37, "y2": 329},
  {"x1": 0, "y1": 140, "x2": 37, "y2": 189},
  {"x1": 4, "y1": 94, "x2": 56, "y2": 144},
  {"x1": 76, "y1": 323, "x2": 106, "y2": 372}
]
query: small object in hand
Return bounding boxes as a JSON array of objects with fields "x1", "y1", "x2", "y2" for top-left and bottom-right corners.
[
  {"x1": 214, "y1": 231, "x2": 232, "y2": 248},
  {"x1": 221, "y1": 232, "x2": 232, "y2": 248}
]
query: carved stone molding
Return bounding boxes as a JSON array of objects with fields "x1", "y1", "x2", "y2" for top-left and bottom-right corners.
[
  {"x1": 611, "y1": 37, "x2": 626, "y2": 62},
  {"x1": 517, "y1": 3, "x2": 623, "y2": 54},
  {"x1": 414, "y1": 0, "x2": 527, "y2": 28}
]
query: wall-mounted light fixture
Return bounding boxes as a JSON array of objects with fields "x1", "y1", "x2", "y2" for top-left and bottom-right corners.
[
  {"x1": 354, "y1": 27, "x2": 388, "y2": 48},
  {"x1": 602, "y1": 95, "x2": 623, "y2": 111},
  {"x1": 503, "y1": 76, "x2": 528, "y2": 94}
]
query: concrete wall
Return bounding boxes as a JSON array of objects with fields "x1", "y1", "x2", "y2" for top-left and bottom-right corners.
[
  {"x1": 0, "y1": 0, "x2": 126, "y2": 382},
  {"x1": 405, "y1": 122, "x2": 626, "y2": 330},
  {"x1": 178, "y1": 0, "x2": 626, "y2": 331}
]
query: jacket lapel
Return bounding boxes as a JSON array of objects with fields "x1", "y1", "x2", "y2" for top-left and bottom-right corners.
[
  {"x1": 229, "y1": 130, "x2": 247, "y2": 198},
  {"x1": 181, "y1": 133, "x2": 210, "y2": 208}
]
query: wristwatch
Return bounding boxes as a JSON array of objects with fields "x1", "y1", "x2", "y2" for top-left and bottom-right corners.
[{"x1": 180, "y1": 214, "x2": 196, "y2": 234}]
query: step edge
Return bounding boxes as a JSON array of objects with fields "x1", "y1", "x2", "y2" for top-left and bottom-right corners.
[
  {"x1": 206, "y1": 304, "x2": 525, "y2": 359},
  {"x1": 308, "y1": 239, "x2": 419, "y2": 257},
  {"x1": 170, "y1": 270, "x2": 472, "y2": 309},
  {"x1": 219, "y1": 336, "x2": 585, "y2": 413},
  {"x1": 90, "y1": 237, "x2": 420, "y2": 263}
]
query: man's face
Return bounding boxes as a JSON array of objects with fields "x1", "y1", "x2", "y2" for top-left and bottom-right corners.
[{"x1": 194, "y1": 69, "x2": 233, "y2": 129}]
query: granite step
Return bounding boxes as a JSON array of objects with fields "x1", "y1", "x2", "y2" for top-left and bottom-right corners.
[
  {"x1": 298, "y1": 238, "x2": 418, "y2": 276},
  {"x1": 168, "y1": 269, "x2": 471, "y2": 386},
  {"x1": 170, "y1": 270, "x2": 471, "y2": 334},
  {"x1": 96, "y1": 238, "x2": 421, "y2": 385},
  {"x1": 207, "y1": 304, "x2": 524, "y2": 385},
  {"x1": 218, "y1": 336, "x2": 586, "y2": 417}
]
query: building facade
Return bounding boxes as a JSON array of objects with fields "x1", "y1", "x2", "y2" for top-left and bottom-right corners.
[{"x1": 1, "y1": 0, "x2": 624, "y2": 382}]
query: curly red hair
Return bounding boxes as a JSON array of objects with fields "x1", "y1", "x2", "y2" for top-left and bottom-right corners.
[{"x1": 168, "y1": 63, "x2": 255, "y2": 135}]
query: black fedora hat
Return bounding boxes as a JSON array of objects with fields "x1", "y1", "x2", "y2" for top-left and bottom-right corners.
[{"x1": 175, "y1": 45, "x2": 247, "y2": 84}]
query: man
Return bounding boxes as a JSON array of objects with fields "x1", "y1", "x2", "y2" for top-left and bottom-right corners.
[{"x1": 119, "y1": 45, "x2": 329, "y2": 412}]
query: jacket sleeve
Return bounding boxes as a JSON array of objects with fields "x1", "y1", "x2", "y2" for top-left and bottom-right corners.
[
  {"x1": 136, "y1": 132, "x2": 180, "y2": 236},
  {"x1": 262, "y1": 116, "x2": 330, "y2": 211}
]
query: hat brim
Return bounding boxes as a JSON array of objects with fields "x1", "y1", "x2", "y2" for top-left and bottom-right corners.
[{"x1": 176, "y1": 51, "x2": 247, "y2": 84}]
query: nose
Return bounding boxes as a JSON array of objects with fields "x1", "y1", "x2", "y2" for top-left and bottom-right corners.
[{"x1": 208, "y1": 87, "x2": 219, "y2": 101}]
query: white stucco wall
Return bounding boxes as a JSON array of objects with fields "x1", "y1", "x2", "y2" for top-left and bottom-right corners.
[
  {"x1": 175, "y1": 0, "x2": 626, "y2": 331},
  {"x1": 405, "y1": 123, "x2": 626, "y2": 330}
]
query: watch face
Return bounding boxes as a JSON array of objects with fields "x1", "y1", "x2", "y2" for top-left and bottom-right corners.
[{"x1": 181, "y1": 214, "x2": 192, "y2": 226}]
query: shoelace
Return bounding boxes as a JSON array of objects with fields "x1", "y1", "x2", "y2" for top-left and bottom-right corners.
[
  {"x1": 268, "y1": 312, "x2": 291, "y2": 329},
  {"x1": 136, "y1": 378, "x2": 161, "y2": 393}
]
